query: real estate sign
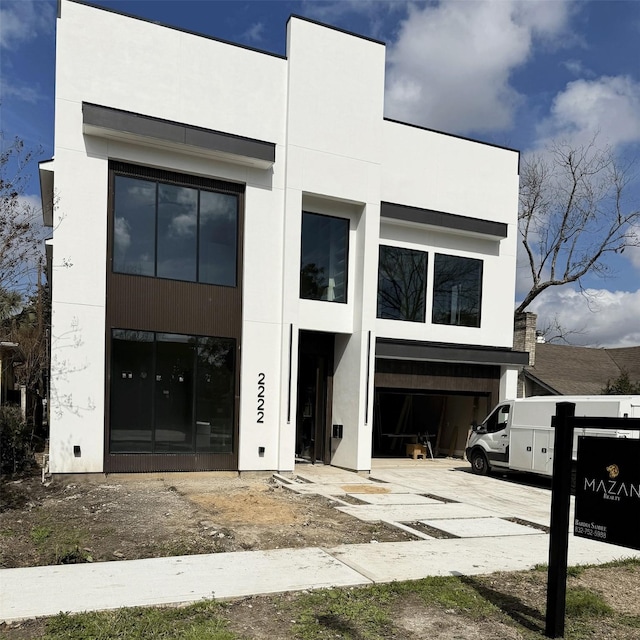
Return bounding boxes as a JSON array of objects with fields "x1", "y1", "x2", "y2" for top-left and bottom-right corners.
[{"x1": 574, "y1": 436, "x2": 640, "y2": 551}]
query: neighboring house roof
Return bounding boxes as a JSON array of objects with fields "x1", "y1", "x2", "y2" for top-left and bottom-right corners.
[
  {"x1": 524, "y1": 343, "x2": 640, "y2": 395},
  {"x1": 607, "y1": 347, "x2": 640, "y2": 380}
]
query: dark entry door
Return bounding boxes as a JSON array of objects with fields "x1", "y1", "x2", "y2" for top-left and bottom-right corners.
[{"x1": 296, "y1": 331, "x2": 334, "y2": 464}]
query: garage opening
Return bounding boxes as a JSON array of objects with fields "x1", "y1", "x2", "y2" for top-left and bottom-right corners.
[
  {"x1": 373, "y1": 357, "x2": 501, "y2": 459},
  {"x1": 372, "y1": 389, "x2": 491, "y2": 458}
]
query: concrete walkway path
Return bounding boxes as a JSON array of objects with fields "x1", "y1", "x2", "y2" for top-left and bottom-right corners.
[{"x1": 2, "y1": 460, "x2": 638, "y2": 623}]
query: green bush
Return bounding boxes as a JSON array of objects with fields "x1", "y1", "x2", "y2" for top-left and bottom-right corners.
[{"x1": 0, "y1": 404, "x2": 33, "y2": 475}]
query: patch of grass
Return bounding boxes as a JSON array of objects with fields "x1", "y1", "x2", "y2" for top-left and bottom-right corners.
[
  {"x1": 30, "y1": 525, "x2": 52, "y2": 544},
  {"x1": 598, "y1": 557, "x2": 640, "y2": 570},
  {"x1": 28, "y1": 517, "x2": 91, "y2": 564},
  {"x1": 290, "y1": 586, "x2": 394, "y2": 640},
  {"x1": 43, "y1": 601, "x2": 236, "y2": 640},
  {"x1": 8, "y1": 565, "x2": 640, "y2": 640},
  {"x1": 392, "y1": 576, "x2": 499, "y2": 619},
  {"x1": 567, "y1": 564, "x2": 587, "y2": 578},
  {"x1": 154, "y1": 539, "x2": 210, "y2": 558},
  {"x1": 565, "y1": 586, "x2": 613, "y2": 618},
  {"x1": 286, "y1": 577, "x2": 508, "y2": 639},
  {"x1": 616, "y1": 614, "x2": 640, "y2": 629}
]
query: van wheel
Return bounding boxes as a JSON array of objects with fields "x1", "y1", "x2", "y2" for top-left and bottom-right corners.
[{"x1": 470, "y1": 450, "x2": 489, "y2": 476}]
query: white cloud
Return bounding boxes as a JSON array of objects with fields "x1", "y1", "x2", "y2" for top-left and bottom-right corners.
[
  {"x1": 114, "y1": 217, "x2": 131, "y2": 254},
  {"x1": 169, "y1": 213, "x2": 197, "y2": 238},
  {"x1": 242, "y1": 22, "x2": 265, "y2": 44},
  {"x1": 561, "y1": 59, "x2": 594, "y2": 78},
  {"x1": 527, "y1": 286, "x2": 640, "y2": 347},
  {"x1": 626, "y1": 244, "x2": 640, "y2": 270},
  {"x1": 0, "y1": 77, "x2": 45, "y2": 104},
  {"x1": 384, "y1": 0, "x2": 573, "y2": 133},
  {"x1": 17, "y1": 193, "x2": 42, "y2": 215},
  {"x1": 0, "y1": 0, "x2": 54, "y2": 50},
  {"x1": 536, "y1": 75, "x2": 640, "y2": 149}
]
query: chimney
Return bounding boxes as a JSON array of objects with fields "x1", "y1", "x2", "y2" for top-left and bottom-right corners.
[{"x1": 514, "y1": 312, "x2": 537, "y2": 366}]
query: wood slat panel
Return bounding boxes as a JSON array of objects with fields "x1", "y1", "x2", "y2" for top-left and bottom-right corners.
[{"x1": 375, "y1": 359, "x2": 500, "y2": 396}]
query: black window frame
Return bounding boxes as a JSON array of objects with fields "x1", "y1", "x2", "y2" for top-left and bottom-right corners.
[
  {"x1": 432, "y1": 253, "x2": 483, "y2": 328},
  {"x1": 377, "y1": 244, "x2": 428, "y2": 322},
  {"x1": 299, "y1": 211, "x2": 350, "y2": 304},
  {"x1": 109, "y1": 329, "x2": 236, "y2": 455},
  {"x1": 111, "y1": 162, "x2": 241, "y2": 287}
]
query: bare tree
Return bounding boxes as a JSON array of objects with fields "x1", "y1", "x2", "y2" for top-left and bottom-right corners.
[
  {"x1": 516, "y1": 138, "x2": 640, "y2": 314},
  {"x1": 535, "y1": 315, "x2": 586, "y2": 345},
  {"x1": 0, "y1": 134, "x2": 43, "y2": 309},
  {"x1": 0, "y1": 134, "x2": 48, "y2": 436}
]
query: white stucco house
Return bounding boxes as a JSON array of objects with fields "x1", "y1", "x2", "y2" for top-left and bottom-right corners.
[{"x1": 40, "y1": 0, "x2": 527, "y2": 475}]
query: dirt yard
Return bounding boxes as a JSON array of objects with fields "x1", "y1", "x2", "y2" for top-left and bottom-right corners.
[
  {"x1": 2, "y1": 469, "x2": 640, "y2": 639},
  {"x1": 0, "y1": 470, "x2": 414, "y2": 568}
]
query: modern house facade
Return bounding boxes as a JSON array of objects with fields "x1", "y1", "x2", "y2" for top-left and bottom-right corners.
[{"x1": 41, "y1": 0, "x2": 527, "y2": 475}]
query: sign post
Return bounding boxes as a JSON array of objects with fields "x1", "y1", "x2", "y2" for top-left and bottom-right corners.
[
  {"x1": 544, "y1": 405, "x2": 640, "y2": 638},
  {"x1": 545, "y1": 402, "x2": 574, "y2": 639}
]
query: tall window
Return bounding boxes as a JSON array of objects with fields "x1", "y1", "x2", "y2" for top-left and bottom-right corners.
[
  {"x1": 300, "y1": 212, "x2": 349, "y2": 303},
  {"x1": 432, "y1": 254, "x2": 483, "y2": 327},
  {"x1": 110, "y1": 330, "x2": 235, "y2": 454},
  {"x1": 377, "y1": 245, "x2": 428, "y2": 322},
  {"x1": 113, "y1": 172, "x2": 238, "y2": 286}
]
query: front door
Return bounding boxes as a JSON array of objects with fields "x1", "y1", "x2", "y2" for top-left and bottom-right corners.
[{"x1": 296, "y1": 331, "x2": 334, "y2": 464}]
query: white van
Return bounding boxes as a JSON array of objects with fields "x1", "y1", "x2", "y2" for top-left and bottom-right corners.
[{"x1": 465, "y1": 395, "x2": 640, "y2": 476}]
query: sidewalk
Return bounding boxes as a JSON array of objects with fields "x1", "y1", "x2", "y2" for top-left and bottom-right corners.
[{"x1": 2, "y1": 461, "x2": 638, "y2": 622}]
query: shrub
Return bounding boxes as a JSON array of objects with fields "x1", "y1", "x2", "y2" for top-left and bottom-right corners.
[{"x1": 0, "y1": 404, "x2": 33, "y2": 475}]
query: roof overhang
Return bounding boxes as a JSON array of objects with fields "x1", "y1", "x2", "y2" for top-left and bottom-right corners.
[
  {"x1": 380, "y1": 202, "x2": 508, "y2": 239},
  {"x1": 39, "y1": 159, "x2": 55, "y2": 228},
  {"x1": 82, "y1": 102, "x2": 276, "y2": 169},
  {"x1": 376, "y1": 338, "x2": 529, "y2": 367}
]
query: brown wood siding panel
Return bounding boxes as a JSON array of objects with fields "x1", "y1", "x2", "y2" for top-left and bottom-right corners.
[
  {"x1": 375, "y1": 359, "x2": 500, "y2": 397},
  {"x1": 104, "y1": 162, "x2": 244, "y2": 473},
  {"x1": 107, "y1": 275, "x2": 241, "y2": 338},
  {"x1": 105, "y1": 452, "x2": 237, "y2": 473}
]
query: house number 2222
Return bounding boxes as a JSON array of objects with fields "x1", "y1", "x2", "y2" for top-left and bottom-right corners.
[{"x1": 257, "y1": 373, "x2": 265, "y2": 423}]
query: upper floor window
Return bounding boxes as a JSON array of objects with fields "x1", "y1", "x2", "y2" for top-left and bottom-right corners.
[
  {"x1": 112, "y1": 167, "x2": 239, "y2": 286},
  {"x1": 377, "y1": 245, "x2": 428, "y2": 322},
  {"x1": 300, "y1": 212, "x2": 349, "y2": 303},
  {"x1": 432, "y1": 254, "x2": 483, "y2": 327}
]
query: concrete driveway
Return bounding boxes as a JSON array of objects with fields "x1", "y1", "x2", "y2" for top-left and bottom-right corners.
[
  {"x1": 291, "y1": 458, "x2": 556, "y2": 529},
  {"x1": 285, "y1": 457, "x2": 638, "y2": 582}
]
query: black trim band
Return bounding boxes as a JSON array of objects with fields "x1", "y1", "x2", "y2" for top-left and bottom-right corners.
[
  {"x1": 376, "y1": 338, "x2": 529, "y2": 366},
  {"x1": 381, "y1": 202, "x2": 507, "y2": 238},
  {"x1": 83, "y1": 103, "x2": 276, "y2": 166}
]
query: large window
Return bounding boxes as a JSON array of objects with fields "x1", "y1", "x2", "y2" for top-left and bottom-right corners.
[
  {"x1": 300, "y1": 212, "x2": 349, "y2": 303},
  {"x1": 432, "y1": 254, "x2": 483, "y2": 327},
  {"x1": 113, "y1": 172, "x2": 238, "y2": 286},
  {"x1": 110, "y1": 330, "x2": 235, "y2": 454},
  {"x1": 377, "y1": 245, "x2": 428, "y2": 322}
]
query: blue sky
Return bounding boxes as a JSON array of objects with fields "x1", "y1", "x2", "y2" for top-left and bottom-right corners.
[{"x1": 2, "y1": 0, "x2": 640, "y2": 347}]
